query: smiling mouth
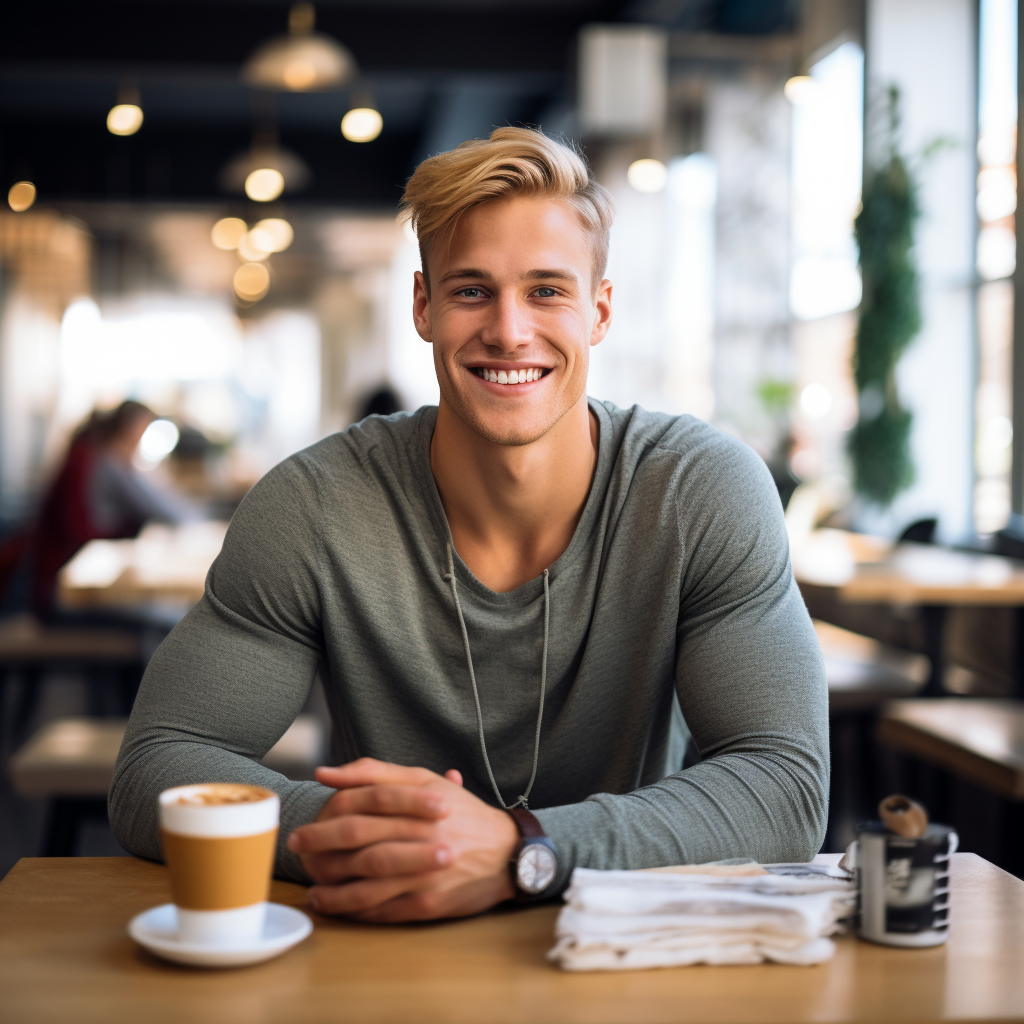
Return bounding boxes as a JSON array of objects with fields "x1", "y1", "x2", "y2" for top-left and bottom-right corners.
[{"x1": 472, "y1": 367, "x2": 549, "y2": 385}]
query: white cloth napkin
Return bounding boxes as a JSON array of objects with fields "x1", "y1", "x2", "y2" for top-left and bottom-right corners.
[{"x1": 548, "y1": 863, "x2": 855, "y2": 971}]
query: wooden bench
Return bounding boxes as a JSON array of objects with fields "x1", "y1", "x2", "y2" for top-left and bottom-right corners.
[
  {"x1": 877, "y1": 698, "x2": 1024, "y2": 801},
  {"x1": 815, "y1": 619, "x2": 928, "y2": 713},
  {"x1": 0, "y1": 614, "x2": 145, "y2": 742},
  {"x1": 8, "y1": 715, "x2": 327, "y2": 855}
]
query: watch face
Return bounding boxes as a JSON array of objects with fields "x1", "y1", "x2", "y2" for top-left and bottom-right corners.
[{"x1": 517, "y1": 842, "x2": 557, "y2": 894}]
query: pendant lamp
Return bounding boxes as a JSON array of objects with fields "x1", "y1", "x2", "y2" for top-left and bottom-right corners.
[{"x1": 242, "y1": 3, "x2": 356, "y2": 92}]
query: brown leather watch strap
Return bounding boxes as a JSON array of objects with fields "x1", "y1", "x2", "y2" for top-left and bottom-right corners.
[{"x1": 506, "y1": 806, "x2": 546, "y2": 840}]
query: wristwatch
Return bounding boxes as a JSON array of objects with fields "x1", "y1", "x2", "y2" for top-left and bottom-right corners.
[{"x1": 506, "y1": 807, "x2": 558, "y2": 900}]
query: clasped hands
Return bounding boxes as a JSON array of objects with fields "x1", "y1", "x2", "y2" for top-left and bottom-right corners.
[{"x1": 286, "y1": 758, "x2": 520, "y2": 922}]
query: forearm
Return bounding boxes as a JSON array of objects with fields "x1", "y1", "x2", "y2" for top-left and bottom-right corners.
[
  {"x1": 110, "y1": 736, "x2": 334, "y2": 882},
  {"x1": 109, "y1": 591, "x2": 331, "y2": 882},
  {"x1": 534, "y1": 740, "x2": 828, "y2": 892}
]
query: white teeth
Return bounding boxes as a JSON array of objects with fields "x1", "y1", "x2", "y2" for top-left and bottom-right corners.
[{"x1": 477, "y1": 367, "x2": 545, "y2": 384}]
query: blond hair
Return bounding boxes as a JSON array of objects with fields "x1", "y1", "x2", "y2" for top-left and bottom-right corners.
[{"x1": 400, "y1": 127, "x2": 614, "y2": 290}]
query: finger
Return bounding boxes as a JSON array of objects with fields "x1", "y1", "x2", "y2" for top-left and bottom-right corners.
[
  {"x1": 313, "y1": 841, "x2": 451, "y2": 883},
  {"x1": 288, "y1": 813, "x2": 438, "y2": 855},
  {"x1": 301, "y1": 841, "x2": 450, "y2": 884},
  {"x1": 308, "y1": 874, "x2": 430, "y2": 916},
  {"x1": 325, "y1": 784, "x2": 448, "y2": 820},
  {"x1": 445, "y1": 769, "x2": 464, "y2": 787},
  {"x1": 314, "y1": 759, "x2": 439, "y2": 790}
]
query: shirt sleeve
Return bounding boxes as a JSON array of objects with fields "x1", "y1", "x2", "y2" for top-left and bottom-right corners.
[
  {"x1": 533, "y1": 439, "x2": 829, "y2": 891},
  {"x1": 108, "y1": 456, "x2": 336, "y2": 882}
]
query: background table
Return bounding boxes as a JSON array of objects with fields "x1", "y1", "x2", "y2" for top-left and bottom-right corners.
[
  {"x1": 57, "y1": 521, "x2": 228, "y2": 612},
  {"x1": 878, "y1": 698, "x2": 1024, "y2": 801},
  {"x1": 792, "y1": 529, "x2": 1024, "y2": 696},
  {"x1": 2, "y1": 853, "x2": 1022, "y2": 1024}
]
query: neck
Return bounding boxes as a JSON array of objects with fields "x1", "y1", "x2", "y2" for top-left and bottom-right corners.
[{"x1": 430, "y1": 395, "x2": 599, "y2": 592}]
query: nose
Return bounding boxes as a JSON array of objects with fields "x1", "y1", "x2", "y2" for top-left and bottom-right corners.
[{"x1": 479, "y1": 290, "x2": 534, "y2": 352}]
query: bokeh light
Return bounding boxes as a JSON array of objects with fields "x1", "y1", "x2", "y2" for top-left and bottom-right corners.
[
  {"x1": 138, "y1": 419, "x2": 180, "y2": 463},
  {"x1": 237, "y1": 231, "x2": 271, "y2": 262},
  {"x1": 211, "y1": 217, "x2": 248, "y2": 250},
  {"x1": 800, "y1": 382, "x2": 833, "y2": 418},
  {"x1": 341, "y1": 108, "x2": 383, "y2": 143},
  {"x1": 627, "y1": 159, "x2": 668, "y2": 194},
  {"x1": 234, "y1": 262, "x2": 271, "y2": 301},
  {"x1": 784, "y1": 76, "x2": 817, "y2": 104},
  {"x1": 253, "y1": 218, "x2": 294, "y2": 252},
  {"x1": 245, "y1": 168, "x2": 285, "y2": 202},
  {"x1": 107, "y1": 104, "x2": 144, "y2": 136},
  {"x1": 7, "y1": 181, "x2": 36, "y2": 212}
]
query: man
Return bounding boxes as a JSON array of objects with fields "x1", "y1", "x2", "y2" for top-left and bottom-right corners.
[{"x1": 111, "y1": 128, "x2": 828, "y2": 923}]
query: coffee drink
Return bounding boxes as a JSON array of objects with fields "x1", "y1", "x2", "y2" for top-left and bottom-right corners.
[
  {"x1": 172, "y1": 783, "x2": 270, "y2": 807},
  {"x1": 159, "y1": 783, "x2": 280, "y2": 945}
]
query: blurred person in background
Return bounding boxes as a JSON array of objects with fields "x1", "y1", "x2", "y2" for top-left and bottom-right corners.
[
  {"x1": 21, "y1": 400, "x2": 193, "y2": 615},
  {"x1": 358, "y1": 385, "x2": 404, "y2": 420}
]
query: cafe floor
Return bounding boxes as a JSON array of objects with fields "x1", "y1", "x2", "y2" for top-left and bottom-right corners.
[{"x1": 0, "y1": 672, "x2": 129, "y2": 878}]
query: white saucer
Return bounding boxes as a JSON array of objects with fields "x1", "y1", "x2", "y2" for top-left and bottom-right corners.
[{"x1": 128, "y1": 903, "x2": 313, "y2": 967}]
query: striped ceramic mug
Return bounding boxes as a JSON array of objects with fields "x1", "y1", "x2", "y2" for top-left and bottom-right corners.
[{"x1": 851, "y1": 821, "x2": 958, "y2": 948}]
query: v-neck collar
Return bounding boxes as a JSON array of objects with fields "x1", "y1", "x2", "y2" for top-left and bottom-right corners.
[{"x1": 412, "y1": 398, "x2": 614, "y2": 607}]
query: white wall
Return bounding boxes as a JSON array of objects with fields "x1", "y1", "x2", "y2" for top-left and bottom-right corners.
[{"x1": 860, "y1": 0, "x2": 977, "y2": 541}]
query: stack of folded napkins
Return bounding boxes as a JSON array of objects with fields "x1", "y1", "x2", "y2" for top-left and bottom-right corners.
[{"x1": 548, "y1": 863, "x2": 855, "y2": 971}]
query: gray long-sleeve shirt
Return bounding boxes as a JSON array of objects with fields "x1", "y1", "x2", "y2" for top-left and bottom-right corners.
[{"x1": 110, "y1": 400, "x2": 829, "y2": 890}]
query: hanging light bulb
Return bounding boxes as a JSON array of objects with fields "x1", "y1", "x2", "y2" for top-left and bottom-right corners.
[
  {"x1": 341, "y1": 107, "x2": 383, "y2": 143},
  {"x1": 8, "y1": 181, "x2": 36, "y2": 212},
  {"x1": 242, "y1": 3, "x2": 357, "y2": 92},
  {"x1": 107, "y1": 103, "x2": 144, "y2": 136},
  {"x1": 222, "y1": 146, "x2": 309, "y2": 200},
  {"x1": 245, "y1": 168, "x2": 285, "y2": 202}
]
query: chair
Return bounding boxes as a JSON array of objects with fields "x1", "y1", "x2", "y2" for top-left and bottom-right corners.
[
  {"x1": 815, "y1": 620, "x2": 929, "y2": 714},
  {"x1": 897, "y1": 518, "x2": 938, "y2": 545},
  {"x1": 8, "y1": 714, "x2": 327, "y2": 855}
]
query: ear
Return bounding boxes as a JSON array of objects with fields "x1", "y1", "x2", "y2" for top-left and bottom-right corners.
[
  {"x1": 413, "y1": 271, "x2": 432, "y2": 343},
  {"x1": 590, "y1": 279, "x2": 613, "y2": 347}
]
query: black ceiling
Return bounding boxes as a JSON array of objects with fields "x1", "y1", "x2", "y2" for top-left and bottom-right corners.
[{"x1": 0, "y1": 0, "x2": 797, "y2": 210}]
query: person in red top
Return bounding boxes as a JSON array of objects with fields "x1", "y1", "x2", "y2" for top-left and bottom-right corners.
[{"x1": 0, "y1": 400, "x2": 193, "y2": 616}]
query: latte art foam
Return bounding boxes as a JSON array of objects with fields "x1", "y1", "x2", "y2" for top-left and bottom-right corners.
[{"x1": 173, "y1": 783, "x2": 272, "y2": 807}]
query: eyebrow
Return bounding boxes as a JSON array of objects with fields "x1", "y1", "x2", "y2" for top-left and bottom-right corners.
[{"x1": 437, "y1": 268, "x2": 580, "y2": 285}]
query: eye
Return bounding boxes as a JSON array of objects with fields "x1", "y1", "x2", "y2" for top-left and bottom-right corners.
[
  {"x1": 457, "y1": 287, "x2": 485, "y2": 299},
  {"x1": 533, "y1": 287, "x2": 558, "y2": 298}
]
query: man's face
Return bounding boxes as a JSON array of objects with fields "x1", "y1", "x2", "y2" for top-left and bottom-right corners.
[{"x1": 413, "y1": 196, "x2": 612, "y2": 447}]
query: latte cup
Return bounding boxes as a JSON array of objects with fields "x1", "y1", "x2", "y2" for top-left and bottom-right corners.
[{"x1": 159, "y1": 783, "x2": 280, "y2": 946}]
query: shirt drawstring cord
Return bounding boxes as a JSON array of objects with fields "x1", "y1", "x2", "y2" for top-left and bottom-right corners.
[{"x1": 444, "y1": 542, "x2": 548, "y2": 811}]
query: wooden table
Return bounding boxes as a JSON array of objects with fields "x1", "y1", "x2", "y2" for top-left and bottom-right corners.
[
  {"x1": 878, "y1": 698, "x2": 1024, "y2": 801},
  {"x1": 57, "y1": 521, "x2": 228, "y2": 611},
  {"x1": 2, "y1": 854, "x2": 1023, "y2": 1024},
  {"x1": 792, "y1": 529, "x2": 1024, "y2": 696}
]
